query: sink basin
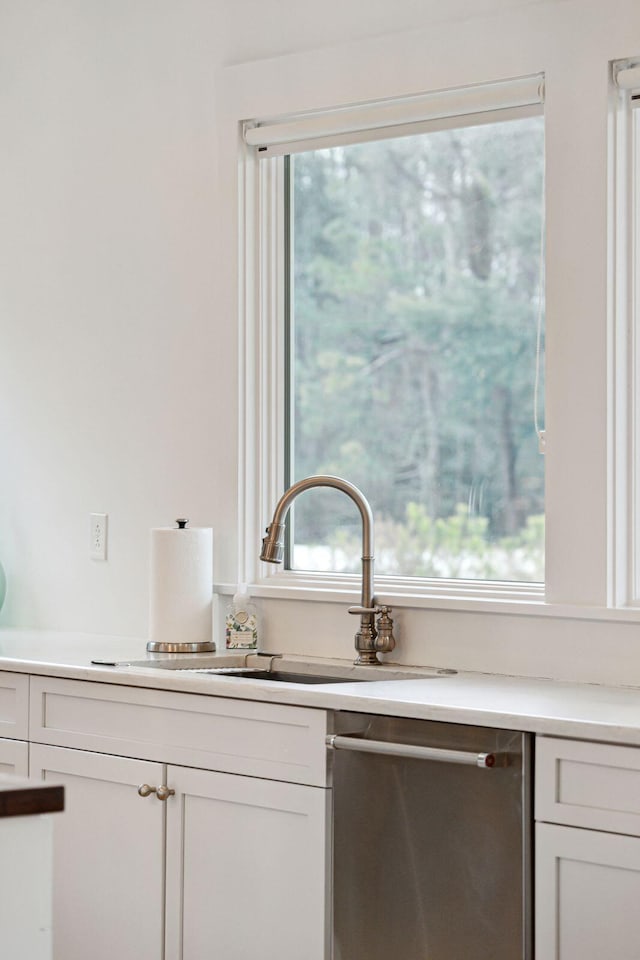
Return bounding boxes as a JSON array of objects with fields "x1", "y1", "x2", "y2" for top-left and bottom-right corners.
[
  {"x1": 103, "y1": 655, "x2": 456, "y2": 684},
  {"x1": 197, "y1": 668, "x2": 364, "y2": 684},
  {"x1": 117, "y1": 658, "x2": 374, "y2": 683}
]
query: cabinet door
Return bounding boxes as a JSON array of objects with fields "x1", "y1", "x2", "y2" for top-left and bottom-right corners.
[
  {"x1": 30, "y1": 744, "x2": 165, "y2": 960},
  {"x1": 0, "y1": 813, "x2": 54, "y2": 960},
  {"x1": 0, "y1": 737, "x2": 28, "y2": 776},
  {"x1": 165, "y1": 765, "x2": 331, "y2": 960},
  {"x1": 536, "y1": 822, "x2": 640, "y2": 959}
]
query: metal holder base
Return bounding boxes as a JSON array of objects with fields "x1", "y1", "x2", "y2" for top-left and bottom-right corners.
[{"x1": 146, "y1": 640, "x2": 216, "y2": 654}]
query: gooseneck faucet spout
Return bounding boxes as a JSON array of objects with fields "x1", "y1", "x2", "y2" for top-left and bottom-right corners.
[{"x1": 260, "y1": 475, "x2": 395, "y2": 665}]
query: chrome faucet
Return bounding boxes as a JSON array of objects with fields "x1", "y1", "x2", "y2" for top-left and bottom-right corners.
[{"x1": 260, "y1": 475, "x2": 395, "y2": 665}]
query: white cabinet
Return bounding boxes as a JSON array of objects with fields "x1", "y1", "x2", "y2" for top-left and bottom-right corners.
[
  {"x1": 30, "y1": 743, "x2": 165, "y2": 960},
  {"x1": 536, "y1": 822, "x2": 640, "y2": 958},
  {"x1": 0, "y1": 671, "x2": 29, "y2": 740},
  {"x1": 28, "y1": 678, "x2": 331, "y2": 960},
  {"x1": 0, "y1": 813, "x2": 55, "y2": 960},
  {"x1": 0, "y1": 671, "x2": 30, "y2": 775},
  {"x1": 0, "y1": 736, "x2": 28, "y2": 776},
  {"x1": 165, "y1": 765, "x2": 330, "y2": 960},
  {"x1": 535, "y1": 736, "x2": 640, "y2": 960},
  {"x1": 0, "y1": 775, "x2": 64, "y2": 960}
]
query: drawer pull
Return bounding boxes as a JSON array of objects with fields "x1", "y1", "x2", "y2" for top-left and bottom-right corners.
[{"x1": 138, "y1": 783, "x2": 175, "y2": 801}]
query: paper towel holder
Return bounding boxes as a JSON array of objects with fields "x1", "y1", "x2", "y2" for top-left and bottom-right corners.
[{"x1": 146, "y1": 518, "x2": 216, "y2": 654}]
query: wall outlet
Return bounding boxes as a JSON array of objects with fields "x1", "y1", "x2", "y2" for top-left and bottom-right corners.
[{"x1": 90, "y1": 513, "x2": 108, "y2": 561}]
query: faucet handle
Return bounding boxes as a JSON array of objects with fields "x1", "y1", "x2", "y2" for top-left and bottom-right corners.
[
  {"x1": 348, "y1": 603, "x2": 392, "y2": 616},
  {"x1": 374, "y1": 606, "x2": 396, "y2": 655}
]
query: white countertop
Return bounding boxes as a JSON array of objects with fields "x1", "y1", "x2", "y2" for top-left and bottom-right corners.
[{"x1": 2, "y1": 628, "x2": 640, "y2": 744}]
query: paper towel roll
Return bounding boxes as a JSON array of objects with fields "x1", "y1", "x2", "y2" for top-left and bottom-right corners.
[{"x1": 148, "y1": 522, "x2": 213, "y2": 649}]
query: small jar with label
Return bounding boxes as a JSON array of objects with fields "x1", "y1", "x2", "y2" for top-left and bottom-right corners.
[{"x1": 225, "y1": 593, "x2": 258, "y2": 650}]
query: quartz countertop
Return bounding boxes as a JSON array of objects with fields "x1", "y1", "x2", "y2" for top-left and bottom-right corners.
[{"x1": 1, "y1": 628, "x2": 640, "y2": 745}]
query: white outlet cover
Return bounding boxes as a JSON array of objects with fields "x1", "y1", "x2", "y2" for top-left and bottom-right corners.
[{"x1": 90, "y1": 513, "x2": 108, "y2": 561}]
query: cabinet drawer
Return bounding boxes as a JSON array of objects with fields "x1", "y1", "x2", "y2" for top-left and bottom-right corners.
[
  {"x1": 0, "y1": 738, "x2": 28, "y2": 777},
  {"x1": 0, "y1": 672, "x2": 29, "y2": 740},
  {"x1": 536, "y1": 736, "x2": 640, "y2": 836},
  {"x1": 29, "y1": 676, "x2": 329, "y2": 786}
]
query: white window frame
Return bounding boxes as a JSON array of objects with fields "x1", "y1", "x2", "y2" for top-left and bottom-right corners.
[
  {"x1": 212, "y1": 1, "x2": 640, "y2": 632},
  {"x1": 239, "y1": 76, "x2": 548, "y2": 609},
  {"x1": 611, "y1": 59, "x2": 640, "y2": 607}
]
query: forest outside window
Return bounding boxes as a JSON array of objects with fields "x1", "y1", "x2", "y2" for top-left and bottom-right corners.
[{"x1": 247, "y1": 77, "x2": 546, "y2": 591}]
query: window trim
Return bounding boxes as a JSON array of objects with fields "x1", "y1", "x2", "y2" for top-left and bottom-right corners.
[
  {"x1": 240, "y1": 79, "x2": 547, "y2": 607},
  {"x1": 610, "y1": 59, "x2": 640, "y2": 607}
]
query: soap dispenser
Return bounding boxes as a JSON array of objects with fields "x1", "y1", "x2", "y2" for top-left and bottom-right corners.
[{"x1": 225, "y1": 591, "x2": 258, "y2": 650}]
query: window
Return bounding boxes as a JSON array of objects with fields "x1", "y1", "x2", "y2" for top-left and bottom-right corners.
[{"x1": 246, "y1": 76, "x2": 545, "y2": 598}]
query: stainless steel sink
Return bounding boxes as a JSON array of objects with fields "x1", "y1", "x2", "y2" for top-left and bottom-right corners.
[
  {"x1": 196, "y1": 668, "x2": 364, "y2": 684},
  {"x1": 94, "y1": 654, "x2": 456, "y2": 683}
]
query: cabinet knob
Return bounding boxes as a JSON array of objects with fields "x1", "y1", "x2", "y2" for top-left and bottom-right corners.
[
  {"x1": 138, "y1": 783, "x2": 175, "y2": 800},
  {"x1": 156, "y1": 785, "x2": 175, "y2": 802}
]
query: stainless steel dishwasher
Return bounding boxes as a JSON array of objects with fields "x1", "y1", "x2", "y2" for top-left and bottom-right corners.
[{"x1": 328, "y1": 712, "x2": 531, "y2": 959}]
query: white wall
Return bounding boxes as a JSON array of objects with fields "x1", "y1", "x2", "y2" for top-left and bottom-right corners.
[
  {"x1": 0, "y1": 0, "x2": 230, "y2": 635},
  {"x1": 2, "y1": 0, "x2": 640, "y2": 685}
]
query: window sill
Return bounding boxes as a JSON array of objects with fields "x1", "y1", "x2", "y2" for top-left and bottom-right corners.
[{"x1": 214, "y1": 574, "x2": 640, "y2": 622}]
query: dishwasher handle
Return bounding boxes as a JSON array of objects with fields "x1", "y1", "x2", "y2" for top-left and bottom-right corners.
[{"x1": 326, "y1": 733, "x2": 508, "y2": 768}]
